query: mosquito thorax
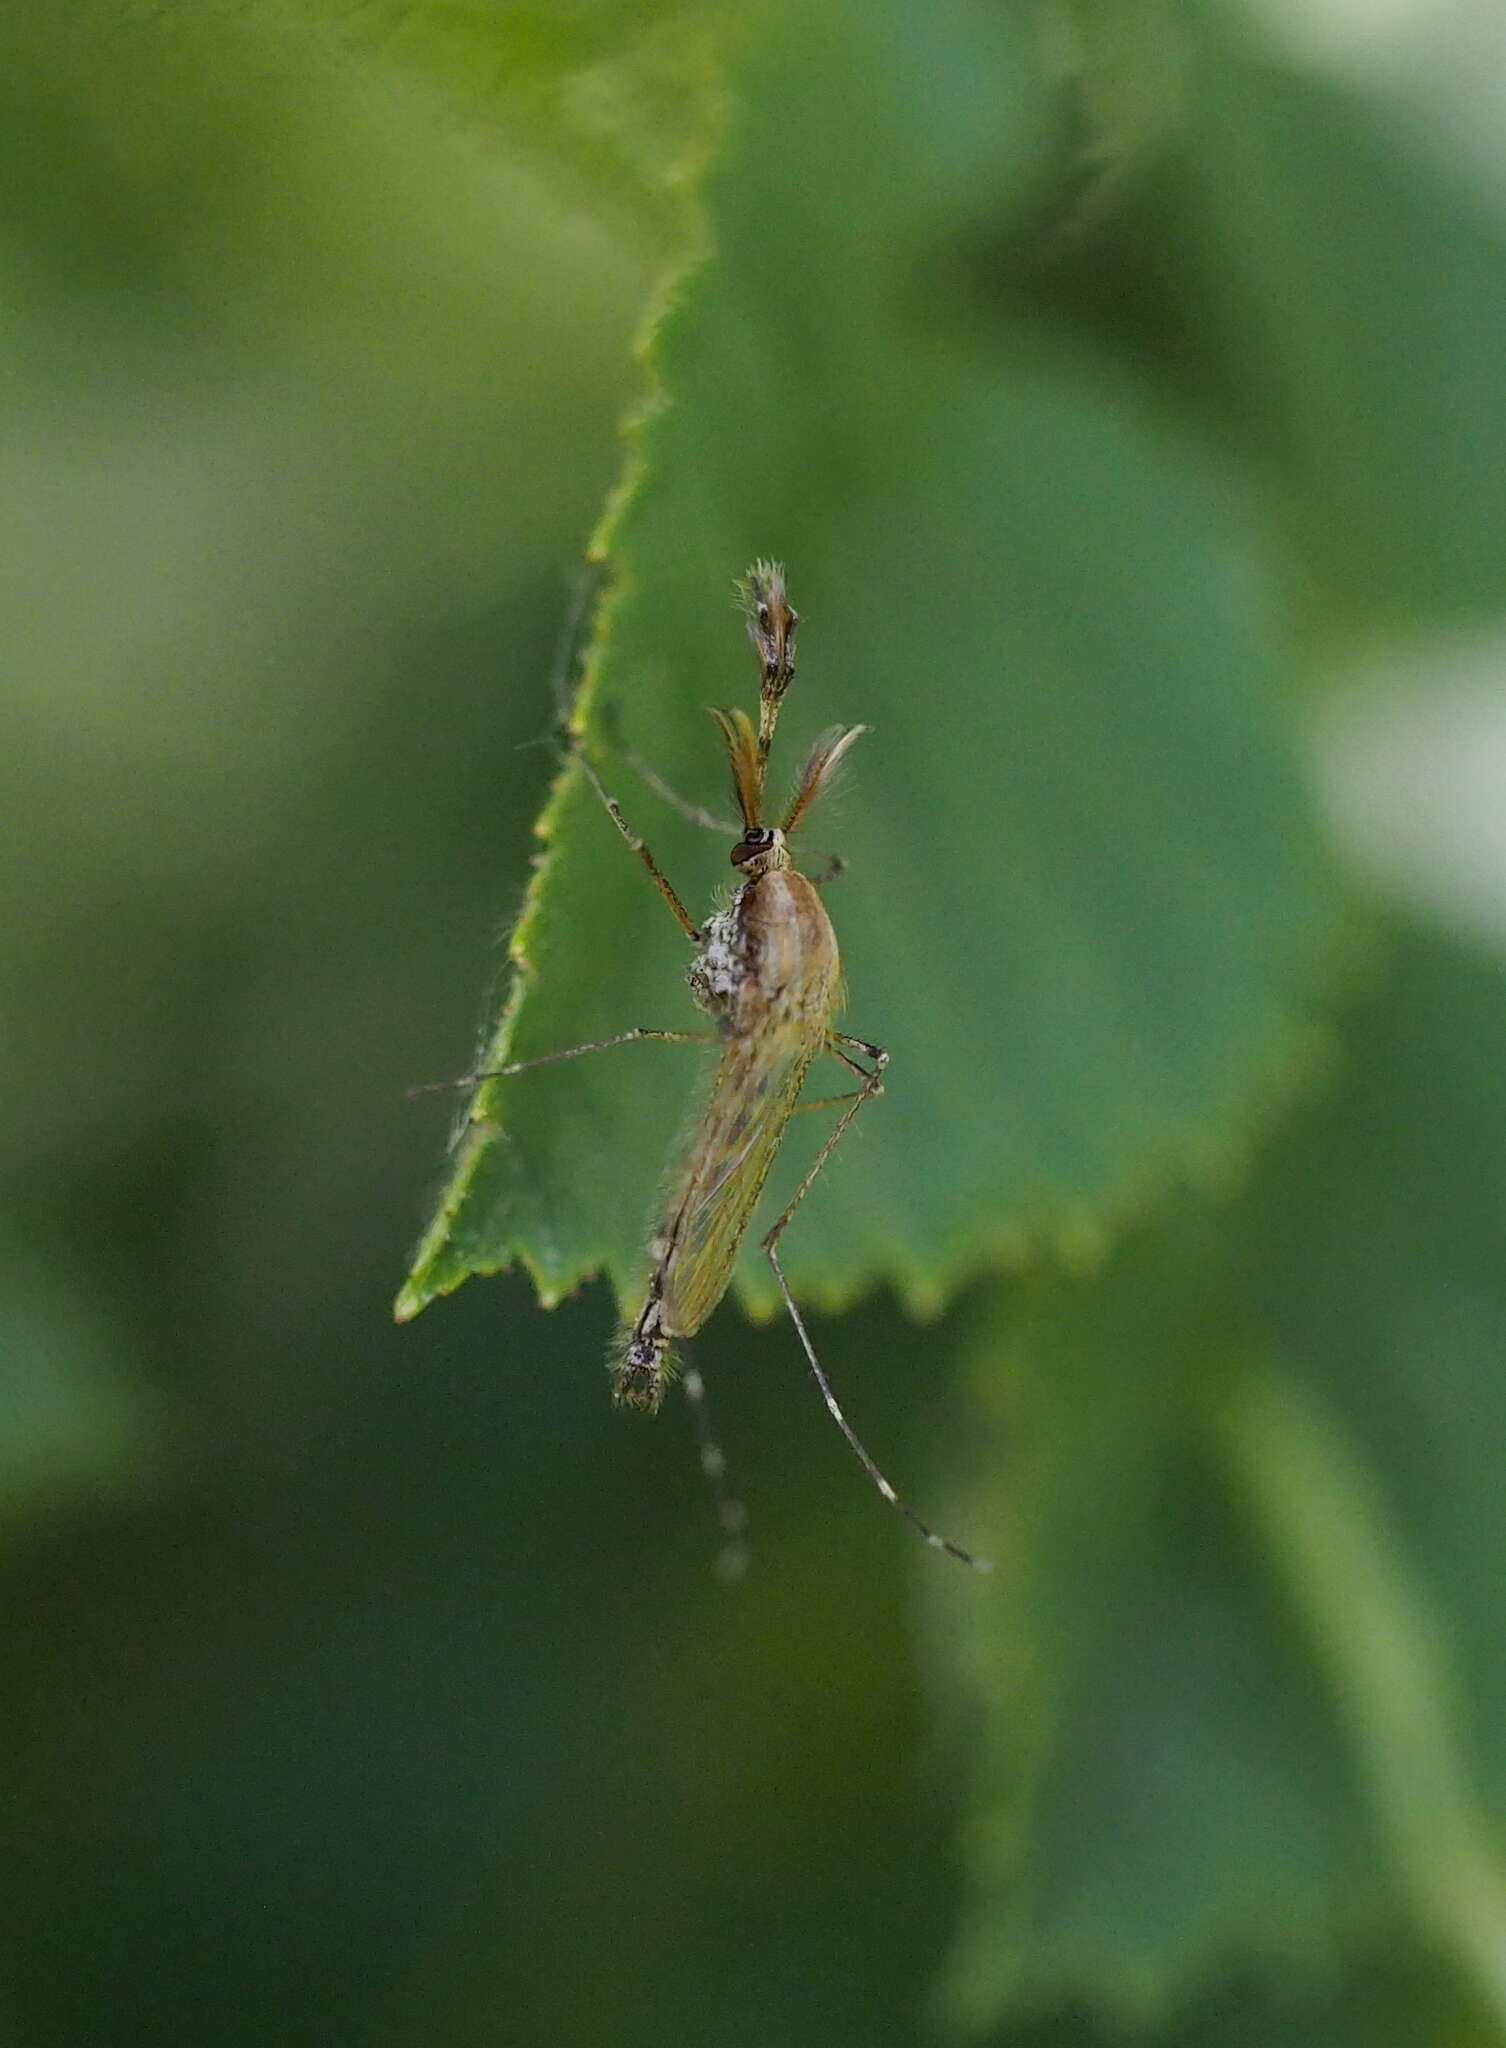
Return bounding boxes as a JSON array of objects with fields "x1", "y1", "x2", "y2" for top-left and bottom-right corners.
[{"x1": 730, "y1": 825, "x2": 790, "y2": 875}]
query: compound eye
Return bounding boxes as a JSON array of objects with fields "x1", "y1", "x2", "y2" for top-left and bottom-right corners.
[{"x1": 731, "y1": 826, "x2": 775, "y2": 866}]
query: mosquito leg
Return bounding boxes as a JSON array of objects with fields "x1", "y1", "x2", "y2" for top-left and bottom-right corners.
[
  {"x1": 781, "y1": 1041, "x2": 883, "y2": 1115},
  {"x1": 592, "y1": 706, "x2": 741, "y2": 837},
  {"x1": 406, "y1": 1028, "x2": 712, "y2": 1098},
  {"x1": 761, "y1": 1039, "x2": 993, "y2": 1573},
  {"x1": 625, "y1": 750, "x2": 739, "y2": 836},
  {"x1": 790, "y1": 1029, "x2": 887, "y2": 1110},
  {"x1": 806, "y1": 854, "x2": 847, "y2": 888},
  {"x1": 515, "y1": 566, "x2": 702, "y2": 936},
  {"x1": 824, "y1": 1037, "x2": 884, "y2": 1086},
  {"x1": 507, "y1": 565, "x2": 606, "y2": 757},
  {"x1": 571, "y1": 744, "x2": 703, "y2": 942},
  {"x1": 548, "y1": 560, "x2": 607, "y2": 725},
  {"x1": 680, "y1": 1354, "x2": 750, "y2": 1582},
  {"x1": 766, "y1": 1247, "x2": 992, "y2": 1573},
  {"x1": 762, "y1": 1036, "x2": 887, "y2": 1245},
  {"x1": 831, "y1": 1030, "x2": 885, "y2": 1063},
  {"x1": 789, "y1": 1090, "x2": 865, "y2": 1117}
]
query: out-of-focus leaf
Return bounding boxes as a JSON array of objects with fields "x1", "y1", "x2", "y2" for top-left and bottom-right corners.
[
  {"x1": 398, "y1": 0, "x2": 1342, "y2": 1328},
  {"x1": 1245, "y1": 925, "x2": 1506, "y2": 1854},
  {"x1": 938, "y1": 922, "x2": 1506, "y2": 2033},
  {"x1": 290, "y1": 0, "x2": 725, "y2": 240},
  {"x1": 0, "y1": 1237, "x2": 174, "y2": 1528},
  {"x1": 1018, "y1": 6, "x2": 1506, "y2": 629},
  {"x1": 1147, "y1": 1939, "x2": 1490, "y2": 2048},
  {"x1": 937, "y1": 1244, "x2": 1378, "y2": 2031},
  {"x1": 1185, "y1": 28, "x2": 1506, "y2": 626}
]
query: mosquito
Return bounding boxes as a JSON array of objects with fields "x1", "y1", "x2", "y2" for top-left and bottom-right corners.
[{"x1": 435, "y1": 563, "x2": 990, "y2": 1573}]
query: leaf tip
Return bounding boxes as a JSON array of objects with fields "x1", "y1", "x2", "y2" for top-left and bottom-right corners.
[{"x1": 392, "y1": 1279, "x2": 426, "y2": 1325}]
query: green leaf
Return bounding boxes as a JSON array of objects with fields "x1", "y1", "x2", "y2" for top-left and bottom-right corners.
[
  {"x1": 937, "y1": 1243, "x2": 1380, "y2": 2032},
  {"x1": 398, "y1": 0, "x2": 1343, "y2": 1328},
  {"x1": 1244, "y1": 925, "x2": 1506, "y2": 1869},
  {"x1": 1124, "y1": 1938, "x2": 1491, "y2": 2048},
  {"x1": 290, "y1": 0, "x2": 725, "y2": 240},
  {"x1": 938, "y1": 923, "x2": 1506, "y2": 2034},
  {"x1": 1183, "y1": 24, "x2": 1506, "y2": 626},
  {"x1": 0, "y1": 1234, "x2": 173, "y2": 1528},
  {"x1": 1012, "y1": 5, "x2": 1506, "y2": 630}
]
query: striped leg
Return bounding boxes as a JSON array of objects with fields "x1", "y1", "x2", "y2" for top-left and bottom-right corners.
[
  {"x1": 762, "y1": 1036, "x2": 992, "y2": 1573},
  {"x1": 680, "y1": 1354, "x2": 750, "y2": 1584},
  {"x1": 407, "y1": 1028, "x2": 711, "y2": 1099}
]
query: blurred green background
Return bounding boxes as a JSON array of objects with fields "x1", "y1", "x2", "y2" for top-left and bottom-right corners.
[{"x1": 6, "y1": 3, "x2": 1506, "y2": 2044}]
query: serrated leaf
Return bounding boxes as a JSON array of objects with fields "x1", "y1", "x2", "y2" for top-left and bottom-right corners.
[
  {"x1": 938, "y1": 922, "x2": 1506, "y2": 2035},
  {"x1": 399, "y1": 0, "x2": 1342, "y2": 1327}
]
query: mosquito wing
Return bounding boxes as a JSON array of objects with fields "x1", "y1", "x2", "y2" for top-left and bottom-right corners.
[{"x1": 657, "y1": 1018, "x2": 825, "y2": 1338}]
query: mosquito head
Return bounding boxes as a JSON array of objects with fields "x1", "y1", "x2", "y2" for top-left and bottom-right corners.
[{"x1": 730, "y1": 823, "x2": 790, "y2": 874}]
